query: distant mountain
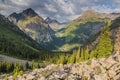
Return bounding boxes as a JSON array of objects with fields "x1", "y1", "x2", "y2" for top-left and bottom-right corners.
[
  {"x1": 45, "y1": 17, "x2": 66, "y2": 31},
  {"x1": 45, "y1": 17, "x2": 59, "y2": 24},
  {"x1": 52, "y1": 10, "x2": 120, "y2": 51},
  {"x1": 0, "y1": 14, "x2": 49, "y2": 60},
  {"x1": 77, "y1": 10, "x2": 120, "y2": 21},
  {"x1": 8, "y1": 8, "x2": 54, "y2": 45},
  {"x1": 7, "y1": 9, "x2": 120, "y2": 51},
  {"x1": 111, "y1": 13, "x2": 120, "y2": 15}
]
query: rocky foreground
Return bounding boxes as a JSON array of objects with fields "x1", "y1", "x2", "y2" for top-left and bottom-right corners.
[{"x1": 8, "y1": 52, "x2": 120, "y2": 80}]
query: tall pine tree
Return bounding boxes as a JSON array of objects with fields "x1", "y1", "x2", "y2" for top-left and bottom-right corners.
[
  {"x1": 76, "y1": 47, "x2": 81, "y2": 63},
  {"x1": 80, "y1": 48, "x2": 85, "y2": 61},
  {"x1": 85, "y1": 46, "x2": 89, "y2": 60},
  {"x1": 68, "y1": 50, "x2": 76, "y2": 64}
]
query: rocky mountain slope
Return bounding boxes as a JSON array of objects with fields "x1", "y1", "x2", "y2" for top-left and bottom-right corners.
[
  {"x1": 0, "y1": 14, "x2": 49, "y2": 60},
  {"x1": 7, "y1": 52, "x2": 120, "y2": 80},
  {"x1": 87, "y1": 16, "x2": 120, "y2": 53},
  {"x1": 45, "y1": 17, "x2": 66, "y2": 31},
  {"x1": 110, "y1": 17, "x2": 120, "y2": 52},
  {"x1": 8, "y1": 8, "x2": 54, "y2": 45},
  {"x1": 7, "y1": 9, "x2": 120, "y2": 52},
  {"x1": 53, "y1": 10, "x2": 120, "y2": 51}
]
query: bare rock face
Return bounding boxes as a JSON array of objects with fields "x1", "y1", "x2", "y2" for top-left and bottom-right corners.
[
  {"x1": 45, "y1": 17, "x2": 66, "y2": 31},
  {"x1": 8, "y1": 8, "x2": 54, "y2": 44},
  {"x1": 7, "y1": 52, "x2": 120, "y2": 80}
]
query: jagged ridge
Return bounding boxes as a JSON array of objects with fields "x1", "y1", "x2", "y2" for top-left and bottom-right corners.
[{"x1": 8, "y1": 8, "x2": 54, "y2": 45}]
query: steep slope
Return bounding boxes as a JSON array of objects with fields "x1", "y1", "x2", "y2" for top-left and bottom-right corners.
[
  {"x1": 45, "y1": 17, "x2": 66, "y2": 31},
  {"x1": 54, "y1": 10, "x2": 120, "y2": 51},
  {"x1": 8, "y1": 8, "x2": 54, "y2": 45},
  {"x1": 87, "y1": 16, "x2": 120, "y2": 53},
  {"x1": 110, "y1": 17, "x2": 120, "y2": 52},
  {"x1": 0, "y1": 14, "x2": 49, "y2": 60}
]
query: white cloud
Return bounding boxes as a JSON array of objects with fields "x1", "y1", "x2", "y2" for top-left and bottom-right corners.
[
  {"x1": 0, "y1": 0, "x2": 120, "y2": 22},
  {"x1": 10, "y1": 0, "x2": 29, "y2": 6},
  {"x1": 45, "y1": 4, "x2": 57, "y2": 12},
  {"x1": 55, "y1": 0, "x2": 75, "y2": 15}
]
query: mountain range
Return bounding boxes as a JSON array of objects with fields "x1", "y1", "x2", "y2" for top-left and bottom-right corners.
[
  {"x1": 7, "y1": 9, "x2": 120, "y2": 52},
  {"x1": 51, "y1": 10, "x2": 120, "y2": 51}
]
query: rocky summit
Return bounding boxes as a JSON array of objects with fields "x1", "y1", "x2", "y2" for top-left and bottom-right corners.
[
  {"x1": 45, "y1": 17, "x2": 66, "y2": 31},
  {"x1": 7, "y1": 52, "x2": 120, "y2": 80},
  {"x1": 8, "y1": 8, "x2": 54, "y2": 44}
]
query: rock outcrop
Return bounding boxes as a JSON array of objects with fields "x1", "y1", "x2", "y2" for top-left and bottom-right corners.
[
  {"x1": 45, "y1": 17, "x2": 66, "y2": 31},
  {"x1": 7, "y1": 52, "x2": 120, "y2": 80}
]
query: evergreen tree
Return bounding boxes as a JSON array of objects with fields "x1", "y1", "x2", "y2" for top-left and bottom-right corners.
[
  {"x1": 57, "y1": 55, "x2": 65, "y2": 64},
  {"x1": 90, "y1": 21, "x2": 113, "y2": 58},
  {"x1": 25, "y1": 61, "x2": 29, "y2": 70},
  {"x1": 85, "y1": 46, "x2": 89, "y2": 60},
  {"x1": 13, "y1": 62, "x2": 23, "y2": 78},
  {"x1": 76, "y1": 47, "x2": 81, "y2": 63},
  {"x1": 68, "y1": 50, "x2": 76, "y2": 64},
  {"x1": 90, "y1": 50, "x2": 97, "y2": 58},
  {"x1": 6, "y1": 62, "x2": 11, "y2": 73},
  {"x1": 0, "y1": 61, "x2": 15, "y2": 73},
  {"x1": 37, "y1": 63, "x2": 40, "y2": 68},
  {"x1": 64, "y1": 55, "x2": 69, "y2": 64},
  {"x1": 32, "y1": 60, "x2": 36, "y2": 70},
  {"x1": 80, "y1": 48, "x2": 85, "y2": 61}
]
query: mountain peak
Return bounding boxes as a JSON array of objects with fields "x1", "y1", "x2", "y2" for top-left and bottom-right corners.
[
  {"x1": 45, "y1": 17, "x2": 51, "y2": 22},
  {"x1": 0, "y1": 14, "x2": 10, "y2": 23},
  {"x1": 82, "y1": 10, "x2": 99, "y2": 16},
  {"x1": 9, "y1": 12, "x2": 18, "y2": 18},
  {"x1": 45, "y1": 17, "x2": 59, "y2": 24},
  {"x1": 22, "y1": 8, "x2": 38, "y2": 17},
  {"x1": 0, "y1": 14, "x2": 5, "y2": 22},
  {"x1": 83, "y1": 10, "x2": 96, "y2": 13},
  {"x1": 0, "y1": 14, "x2": 5, "y2": 18},
  {"x1": 76, "y1": 10, "x2": 100, "y2": 21},
  {"x1": 8, "y1": 8, "x2": 39, "y2": 23}
]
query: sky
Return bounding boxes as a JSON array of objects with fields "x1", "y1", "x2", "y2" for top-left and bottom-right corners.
[{"x1": 0, "y1": 0, "x2": 120, "y2": 22}]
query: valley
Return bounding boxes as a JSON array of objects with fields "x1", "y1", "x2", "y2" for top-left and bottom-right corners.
[{"x1": 0, "y1": 0, "x2": 120, "y2": 80}]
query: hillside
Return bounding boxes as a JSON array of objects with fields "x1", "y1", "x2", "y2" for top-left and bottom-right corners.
[
  {"x1": 87, "y1": 17, "x2": 120, "y2": 54},
  {"x1": 53, "y1": 10, "x2": 120, "y2": 51},
  {"x1": 0, "y1": 14, "x2": 49, "y2": 60},
  {"x1": 8, "y1": 8, "x2": 54, "y2": 45}
]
